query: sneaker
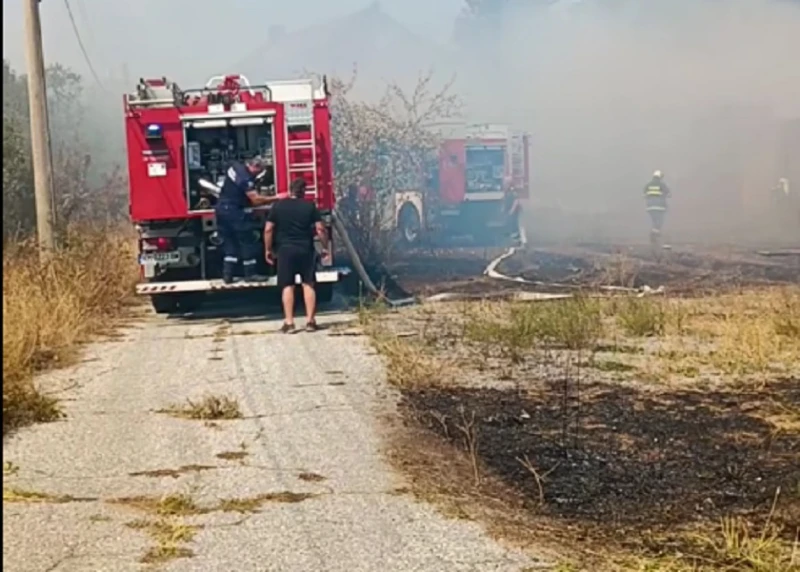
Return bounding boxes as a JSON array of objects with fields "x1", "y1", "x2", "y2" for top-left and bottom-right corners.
[
  {"x1": 280, "y1": 323, "x2": 296, "y2": 334},
  {"x1": 306, "y1": 321, "x2": 319, "y2": 332}
]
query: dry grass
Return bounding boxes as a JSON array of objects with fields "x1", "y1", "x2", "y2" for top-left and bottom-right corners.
[
  {"x1": 371, "y1": 333, "x2": 451, "y2": 388},
  {"x1": 3, "y1": 227, "x2": 138, "y2": 433},
  {"x1": 110, "y1": 493, "x2": 207, "y2": 517},
  {"x1": 158, "y1": 394, "x2": 243, "y2": 421},
  {"x1": 614, "y1": 297, "x2": 668, "y2": 337},
  {"x1": 126, "y1": 518, "x2": 200, "y2": 564},
  {"x1": 128, "y1": 464, "x2": 217, "y2": 479},
  {"x1": 369, "y1": 286, "x2": 799, "y2": 392},
  {"x1": 626, "y1": 512, "x2": 798, "y2": 572},
  {"x1": 3, "y1": 486, "x2": 80, "y2": 504},
  {"x1": 213, "y1": 492, "x2": 319, "y2": 514},
  {"x1": 444, "y1": 287, "x2": 800, "y2": 387},
  {"x1": 111, "y1": 489, "x2": 317, "y2": 564},
  {"x1": 112, "y1": 492, "x2": 206, "y2": 564},
  {"x1": 465, "y1": 295, "x2": 604, "y2": 356}
]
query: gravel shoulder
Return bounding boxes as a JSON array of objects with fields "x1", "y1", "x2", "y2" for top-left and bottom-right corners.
[{"x1": 3, "y1": 300, "x2": 542, "y2": 572}]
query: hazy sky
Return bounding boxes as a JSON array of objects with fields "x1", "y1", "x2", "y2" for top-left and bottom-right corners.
[
  {"x1": 2, "y1": 0, "x2": 463, "y2": 83},
  {"x1": 4, "y1": 0, "x2": 798, "y2": 239}
]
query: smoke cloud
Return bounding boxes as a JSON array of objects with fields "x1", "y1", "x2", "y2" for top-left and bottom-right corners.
[
  {"x1": 456, "y1": 0, "x2": 800, "y2": 243},
  {"x1": 4, "y1": 0, "x2": 798, "y2": 244}
]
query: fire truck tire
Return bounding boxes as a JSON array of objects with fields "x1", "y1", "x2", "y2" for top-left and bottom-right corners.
[
  {"x1": 398, "y1": 203, "x2": 421, "y2": 246},
  {"x1": 315, "y1": 283, "x2": 334, "y2": 304},
  {"x1": 151, "y1": 294, "x2": 179, "y2": 315}
]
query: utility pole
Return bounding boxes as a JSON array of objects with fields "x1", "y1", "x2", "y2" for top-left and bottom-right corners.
[{"x1": 23, "y1": 0, "x2": 56, "y2": 255}]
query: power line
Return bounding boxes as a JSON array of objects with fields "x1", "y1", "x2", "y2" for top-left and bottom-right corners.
[
  {"x1": 75, "y1": 0, "x2": 99, "y2": 48},
  {"x1": 62, "y1": 0, "x2": 105, "y2": 90}
]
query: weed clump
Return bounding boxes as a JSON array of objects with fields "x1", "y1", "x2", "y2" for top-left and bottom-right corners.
[
  {"x1": 615, "y1": 298, "x2": 666, "y2": 337},
  {"x1": 159, "y1": 394, "x2": 243, "y2": 421},
  {"x1": 465, "y1": 296, "x2": 604, "y2": 358},
  {"x1": 110, "y1": 493, "x2": 205, "y2": 517},
  {"x1": 772, "y1": 288, "x2": 800, "y2": 338},
  {"x1": 126, "y1": 517, "x2": 200, "y2": 564}
]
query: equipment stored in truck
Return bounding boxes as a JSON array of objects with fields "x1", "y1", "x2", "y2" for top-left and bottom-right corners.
[{"x1": 124, "y1": 74, "x2": 347, "y2": 314}]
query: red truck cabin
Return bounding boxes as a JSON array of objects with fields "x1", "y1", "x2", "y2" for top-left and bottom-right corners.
[{"x1": 436, "y1": 124, "x2": 530, "y2": 207}]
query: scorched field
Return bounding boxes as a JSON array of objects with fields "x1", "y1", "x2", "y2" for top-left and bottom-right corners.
[{"x1": 368, "y1": 243, "x2": 800, "y2": 571}]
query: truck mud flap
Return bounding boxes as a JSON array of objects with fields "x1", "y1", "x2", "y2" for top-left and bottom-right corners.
[{"x1": 136, "y1": 268, "x2": 349, "y2": 295}]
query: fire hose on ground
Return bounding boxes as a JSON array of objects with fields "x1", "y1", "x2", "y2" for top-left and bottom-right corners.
[
  {"x1": 331, "y1": 209, "x2": 664, "y2": 309},
  {"x1": 330, "y1": 210, "x2": 415, "y2": 308}
]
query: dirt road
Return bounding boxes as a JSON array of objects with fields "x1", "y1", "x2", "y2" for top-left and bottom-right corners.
[{"x1": 2, "y1": 301, "x2": 541, "y2": 571}]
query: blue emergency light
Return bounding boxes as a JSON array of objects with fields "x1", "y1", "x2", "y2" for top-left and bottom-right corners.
[{"x1": 145, "y1": 123, "x2": 163, "y2": 140}]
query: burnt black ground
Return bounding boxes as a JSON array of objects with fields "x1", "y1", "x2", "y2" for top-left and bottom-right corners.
[
  {"x1": 337, "y1": 240, "x2": 800, "y2": 303},
  {"x1": 400, "y1": 379, "x2": 800, "y2": 550},
  {"x1": 502, "y1": 246, "x2": 800, "y2": 293},
  {"x1": 375, "y1": 243, "x2": 799, "y2": 299}
]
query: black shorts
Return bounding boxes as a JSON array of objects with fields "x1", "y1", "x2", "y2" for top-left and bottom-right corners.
[{"x1": 276, "y1": 246, "x2": 316, "y2": 289}]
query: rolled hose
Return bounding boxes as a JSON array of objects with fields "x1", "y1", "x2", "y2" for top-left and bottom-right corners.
[{"x1": 330, "y1": 210, "x2": 415, "y2": 308}]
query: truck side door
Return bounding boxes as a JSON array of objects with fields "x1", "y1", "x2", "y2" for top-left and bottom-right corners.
[{"x1": 438, "y1": 139, "x2": 466, "y2": 206}]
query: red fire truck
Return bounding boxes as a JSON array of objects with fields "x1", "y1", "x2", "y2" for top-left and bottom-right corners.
[
  {"x1": 124, "y1": 74, "x2": 346, "y2": 314},
  {"x1": 393, "y1": 123, "x2": 530, "y2": 246}
]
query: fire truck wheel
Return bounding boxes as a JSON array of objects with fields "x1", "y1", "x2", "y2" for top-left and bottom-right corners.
[
  {"x1": 398, "y1": 203, "x2": 421, "y2": 246},
  {"x1": 151, "y1": 294, "x2": 179, "y2": 315},
  {"x1": 315, "y1": 283, "x2": 334, "y2": 304}
]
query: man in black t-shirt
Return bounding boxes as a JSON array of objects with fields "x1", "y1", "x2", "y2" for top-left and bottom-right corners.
[{"x1": 264, "y1": 178, "x2": 331, "y2": 333}]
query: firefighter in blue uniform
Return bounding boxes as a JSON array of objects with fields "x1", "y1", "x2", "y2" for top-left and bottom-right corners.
[
  {"x1": 215, "y1": 156, "x2": 280, "y2": 283},
  {"x1": 644, "y1": 170, "x2": 671, "y2": 246}
]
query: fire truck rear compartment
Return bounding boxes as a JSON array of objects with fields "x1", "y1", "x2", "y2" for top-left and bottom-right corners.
[
  {"x1": 124, "y1": 75, "x2": 345, "y2": 313},
  {"x1": 184, "y1": 118, "x2": 276, "y2": 213}
]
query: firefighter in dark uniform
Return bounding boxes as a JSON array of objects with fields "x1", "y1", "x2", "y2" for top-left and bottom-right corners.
[
  {"x1": 643, "y1": 170, "x2": 671, "y2": 245},
  {"x1": 215, "y1": 156, "x2": 280, "y2": 283}
]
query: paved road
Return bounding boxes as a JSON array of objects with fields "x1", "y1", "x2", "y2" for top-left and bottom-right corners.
[{"x1": 3, "y1": 299, "x2": 541, "y2": 571}]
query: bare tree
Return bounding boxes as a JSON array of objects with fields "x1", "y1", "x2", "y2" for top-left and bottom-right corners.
[{"x1": 328, "y1": 67, "x2": 462, "y2": 267}]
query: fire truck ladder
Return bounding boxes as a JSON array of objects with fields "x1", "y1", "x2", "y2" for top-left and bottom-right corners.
[{"x1": 284, "y1": 97, "x2": 318, "y2": 199}]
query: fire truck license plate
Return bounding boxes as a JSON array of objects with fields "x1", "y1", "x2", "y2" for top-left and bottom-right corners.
[{"x1": 140, "y1": 251, "x2": 181, "y2": 264}]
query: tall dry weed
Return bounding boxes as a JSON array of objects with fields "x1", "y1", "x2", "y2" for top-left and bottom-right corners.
[{"x1": 2, "y1": 226, "x2": 138, "y2": 432}]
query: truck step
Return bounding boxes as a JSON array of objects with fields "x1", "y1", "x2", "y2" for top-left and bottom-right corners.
[{"x1": 136, "y1": 269, "x2": 348, "y2": 295}]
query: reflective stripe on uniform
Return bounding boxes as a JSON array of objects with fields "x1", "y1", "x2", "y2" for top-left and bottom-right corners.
[
  {"x1": 242, "y1": 259, "x2": 257, "y2": 266},
  {"x1": 646, "y1": 205, "x2": 667, "y2": 211},
  {"x1": 646, "y1": 186, "x2": 663, "y2": 196},
  {"x1": 224, "y1": 256, "x2": 238, "y2": 263}
]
